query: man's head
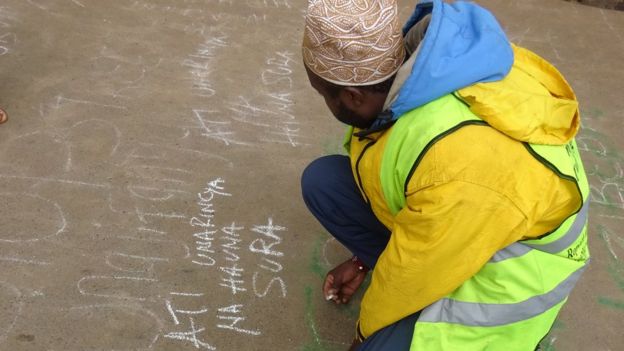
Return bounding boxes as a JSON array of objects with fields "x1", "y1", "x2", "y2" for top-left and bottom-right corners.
[
  {"x1": 305, "y1": 66, "x2": 394, "y2": 129},
  {"x1": 302, "y1": 0, "x2": 404, "y2": 129}
]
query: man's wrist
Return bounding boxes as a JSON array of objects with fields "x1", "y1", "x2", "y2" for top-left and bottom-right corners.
[{"x1": 351, "y1": 256, "x2": 370, "y2": 273}]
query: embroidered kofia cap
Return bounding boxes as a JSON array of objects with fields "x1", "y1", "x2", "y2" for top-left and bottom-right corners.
[{"x1": 302, "y1": 0, "x2": 405, "y2": 86}]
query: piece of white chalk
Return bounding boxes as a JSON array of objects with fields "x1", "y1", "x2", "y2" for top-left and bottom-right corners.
[{"x1": 325, "y1": 294, "x2": 336, "y2": 301}]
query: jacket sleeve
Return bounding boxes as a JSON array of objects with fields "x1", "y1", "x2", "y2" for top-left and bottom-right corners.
[{"x1": 357, "y1": 179, "x2": 530, "y2": 338}]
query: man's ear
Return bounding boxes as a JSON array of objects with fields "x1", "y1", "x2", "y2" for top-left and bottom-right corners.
[{"x1": 340, "y1": 87, "x2": 366, "y2": 109}]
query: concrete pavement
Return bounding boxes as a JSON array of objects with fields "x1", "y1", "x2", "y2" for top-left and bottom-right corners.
[{"x1": 0, "y1": 0, "x2": 621, "y2": 350}]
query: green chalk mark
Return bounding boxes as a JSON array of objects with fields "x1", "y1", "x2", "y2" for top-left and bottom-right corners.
[
  {"x1": 303, "y1": 235, "x2": 327, "y2": 350},
  {"x1": 310, "y1": 235, "x2": 326, "y2": 279},
  {"x1": 596, "y1": 225, "x2": 624, "y2": 312},
  {"x1": 551, "y1": 319, "x2": 565, "y2": 330},
  {"x1": 539, "y1": 338, "x2": 557, "y2": 351},
  {"x1": 343, "y1": 302, "x2": 359, "y2": 319},
  {"x1": 303, "y1": 233, "x2": 346, "y2": 351},
  {"x1": 607, "y1": 261, "x2": 624, "y2": 292},
  {"x1": 302, "y1": 285, "x2": 340, "y2": 351},
  {"x1": 597, "y1": 297, "x2": 624, "y2": 310},
  {"x1": 598, "y1": 226, "x2": 624, "y2": 291},
  {"x1": 307, "y1": 233, "x2": 360, "y2": 318},
  {"x1": 302, "y1": 285, "x2": 323, "y2": 351}
]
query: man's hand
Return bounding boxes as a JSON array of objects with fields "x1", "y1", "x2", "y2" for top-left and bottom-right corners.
[{"x1": 323, "y1": 257, "x2": 367, "y2": 304}]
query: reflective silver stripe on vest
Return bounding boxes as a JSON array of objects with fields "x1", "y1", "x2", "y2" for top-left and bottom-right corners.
[
  {"x1": 418, "y1": 264, "x2": 587, "y2": 326},
  {"x1": 489, "y1": 242, "x2": 531, "y2": 263},
  {"x1": 488, "y1": 200, "x2": 589, "y2": 263},
  {"x1": 526, "y1": 201, "x2": 589, "y2": 254}
]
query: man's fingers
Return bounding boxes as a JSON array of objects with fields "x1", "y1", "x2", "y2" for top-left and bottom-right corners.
[
  {"x1": 323, "y1": 274, "x2": 338, "y2": 301},
  {"x1": 340, "y1": 292, "x2": 353, "y2": 304},
  {"x1": 325, "y1": 287, "x2": 339, "y2": 302},
  {"x1": 323, "y1": 274, "x2": 334, "y2": 292}
]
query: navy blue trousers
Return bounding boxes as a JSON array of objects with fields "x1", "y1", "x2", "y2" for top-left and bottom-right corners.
[{"x1": 301, "y1": 155, "x2": 419, "y2": 351}]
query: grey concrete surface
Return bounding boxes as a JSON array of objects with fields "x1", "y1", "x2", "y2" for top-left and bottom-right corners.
[{"x1": 0, "y1": 0, "x2": 621, "y2": 350}]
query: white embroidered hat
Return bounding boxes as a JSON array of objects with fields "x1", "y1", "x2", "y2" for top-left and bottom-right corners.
[{"x1": 302, "y1": 0, "x2": 405, "y2": 86}]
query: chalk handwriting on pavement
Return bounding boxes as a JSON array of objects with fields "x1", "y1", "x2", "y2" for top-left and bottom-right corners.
[
  {"x1": 187, "y1": 42, "x2": 307, "y2": 147},
  {"x1": 0, "y1": 1, "x2": 304, "y2": 349},
  {"x1": 577, "y1": 108, "x2": 624, "y2": 313},
  {"x1": 163, "y1": 178, "x2": 288, "y2": 349},
  {"x1": 0, "y1": 6, "x2": 17, "y2": 56},
  {"x1": 188, "y1": 179, "x2": 287, "y2": 301}
]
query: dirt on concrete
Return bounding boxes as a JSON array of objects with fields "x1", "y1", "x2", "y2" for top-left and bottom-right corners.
[{"x1": 0, "y1": 0, "x2": 622, "y2": 350}]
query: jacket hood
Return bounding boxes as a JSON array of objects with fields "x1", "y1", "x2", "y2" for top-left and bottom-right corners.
[
  {"x1": 386, "y1": 0, "x2": 514, "y2": 119},
  {"x1": 457, "y1": 45, "x2": 580, "y2": 145},
  {"x1": 372, "y1": 0, "x2": 579, "y2": 146}
]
